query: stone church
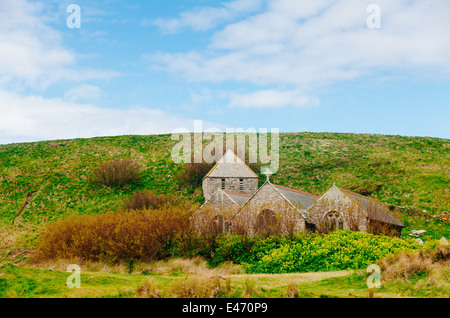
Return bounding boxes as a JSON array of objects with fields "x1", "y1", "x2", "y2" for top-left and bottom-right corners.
[{"x1": 193, "y1": 150, "x2": 404, "y2": 237}]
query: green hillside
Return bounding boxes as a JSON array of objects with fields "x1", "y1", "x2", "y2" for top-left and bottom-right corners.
[{"x1": 0, "y1": 132, "x2": 449, "y2": 241}]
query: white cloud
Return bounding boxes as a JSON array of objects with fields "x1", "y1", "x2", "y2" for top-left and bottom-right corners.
[
  {"x1": 0, "y1": 89, "x2": 225, "y2": 145},
  {"x1": 148, "y1": 0, "x2": 263, "y2": 33},
  {"x1": 152, "y1": 0, "x2": 450, "y2": 88},
  {"x1": 229, "y1": 89, "x2": 319, "y2": 109},
  {"x1": 64, "y1": 84, "x2": 104, "y2": 102},
  {"x1": 0, "y1": 0, "x2": 119, "y2": 89}
]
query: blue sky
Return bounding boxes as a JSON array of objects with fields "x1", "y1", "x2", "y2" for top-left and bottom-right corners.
[{"x1": 0, "y1": 0, "x2": 449, "y2": 144}]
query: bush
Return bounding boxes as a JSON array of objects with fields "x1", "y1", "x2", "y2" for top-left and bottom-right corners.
[
  {"x1": 378, "y1": 243, "x2": 450, "y2": 282},
  {"x1": 176, "y1": 161, "x2": 214, "y2": 190},
  {"x1": 89, "y1": 158, "x2": 142, "y2": 188},
  {"x1": 32, "y1": 206, "x2": 194, "y2": 263},
  {"x1": 124, "y1": 190, "x2": 172, "y2": 211},
  {"x1": 243, "y1": 231, "x2": 427, "y2": 273}
]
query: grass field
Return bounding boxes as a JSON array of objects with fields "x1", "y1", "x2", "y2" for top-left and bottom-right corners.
[{"x1": 1, "y1": 256, "x2": 447, "y2": 298}]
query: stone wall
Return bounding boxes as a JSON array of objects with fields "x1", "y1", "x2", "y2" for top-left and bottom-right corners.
[
  {"x1": 191, "y1": 190, "x2": 239, "y2": 233},
  {"x1": 202, "y1": 177, "x2": 258, "y2": 200},
  {"x1": 306, "y1": 186, "x2": 368, "y2": 232},
  {"x1": 232, "y1": 182, "x2": 306, "y2": 235}
]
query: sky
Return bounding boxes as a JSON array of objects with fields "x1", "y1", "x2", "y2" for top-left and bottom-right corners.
[{"x1": 0, "y1": 0, "x2": 449, "y2": 145}]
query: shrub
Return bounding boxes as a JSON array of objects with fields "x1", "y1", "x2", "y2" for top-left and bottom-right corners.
[
  {"x1": 32, "y1": 206, "x2": 194, "y2": 263},
  {"x1": 286, "y1": 282, "x2": 299, "y2": 298},
  {"x1": 135, "y1": 280, "x2": 161, "y2": 298},
  {"x1": 377, "y1": 243, "x2": 450, "y2": 282},
  {"x1": 209, "y1": 235, "x2": 256, "y2": 267},
  {"x1": 176, "y1": 161, "x2": 214, "y2": 191},
  {"x1": 375, "y1": 243, "x2": 450, "y2": 296},
  {"x1": 89, "y1": 158, "x2": 142, "y2": 188},
  {"x1": 243, "y1": 231, "x2": 427, "y2": 273},
  {"x1": 124, "y1": 190, "x2": 172, "y2": 211},
  {"x1": 172, "y1": 276, "x2": 227, "y2": 298}
]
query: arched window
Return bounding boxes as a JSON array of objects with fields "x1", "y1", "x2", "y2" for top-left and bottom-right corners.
[
  {"x1": 256, "y1": 209, "x2": 278, "y2": 235},
  {"x1": 323, "y1": 211, "x2": 343, "y2": 232},
  {"x1": 213, "y1": 215, "x2": 225, "y2": 233}
]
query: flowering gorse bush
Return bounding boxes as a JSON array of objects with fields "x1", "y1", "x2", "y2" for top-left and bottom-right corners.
[{"x1": 243, "y1": 230, "x2": 429, "y2": 273}]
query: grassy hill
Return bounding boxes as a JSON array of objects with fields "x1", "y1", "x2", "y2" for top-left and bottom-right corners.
[{"x1": 0, "y1": 132, "x2": 449, "y2": 242}]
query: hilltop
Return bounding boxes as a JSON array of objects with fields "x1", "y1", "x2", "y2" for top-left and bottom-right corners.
[{"x1": 0, "y1": 132, "x2": 448, "y2": 241}]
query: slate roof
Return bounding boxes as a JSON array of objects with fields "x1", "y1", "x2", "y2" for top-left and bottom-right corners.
[
  {"x1": 339, "y1": 188, "x2": 404, "y2": 227},
  {"x1": 223, "y1": 190, "x2": 252, "y2": 205},
  {"x1": 273, "y1": 184, "x2": 320, "y2": 211},
  {"x1": 203, "y1": 150, "x2": 258, "y2": 179}
]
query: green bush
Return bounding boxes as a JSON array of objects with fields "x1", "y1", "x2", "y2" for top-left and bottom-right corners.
[
  {"x1": 209, "y1": 235, "x2": 255, "y2": 267},
  {"x1": 243, "y1": 231, "x2": 427, "y2": 273},
  {"x1": 89, "y1": 158, "x2": 142, "y2": 188}
]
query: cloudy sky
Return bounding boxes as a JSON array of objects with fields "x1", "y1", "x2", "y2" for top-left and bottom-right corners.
[{"x1": 0, "y1": 0, "x2": 449, "y2": 144}]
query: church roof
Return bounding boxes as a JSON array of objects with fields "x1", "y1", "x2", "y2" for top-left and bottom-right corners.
[
  {"x1": 223, "y1": 190, "x2": 252, "y2": 205},
  {"x1": 203, "y1": 149, "x2": 258, "y2": 179},
  {"x1": 339, "y1": 188, "x2": 404, "y2": 227},
  {"x1": 273, "y1": 184, "x2": 320, "y2": 211}
]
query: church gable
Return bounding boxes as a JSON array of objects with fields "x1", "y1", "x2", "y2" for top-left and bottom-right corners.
[
  {"x1": 306, "y1": 184, "x2": 368, "y2": 232},
  {"x1": 244, "y1": 181, "x2": 291, "y2": 211},
  {"x1": 231, "y1": 181, "x2": 313, "y2": 235},
  {"x1": 203, "y1": 149, "x2": 258, "y2": 179}
]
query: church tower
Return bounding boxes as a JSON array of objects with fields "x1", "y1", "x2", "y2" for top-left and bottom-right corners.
[{"x1": 202, "y1": 149, "x2": 259, "y2": 200}]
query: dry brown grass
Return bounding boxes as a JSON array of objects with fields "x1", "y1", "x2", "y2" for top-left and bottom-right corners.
[
  {"x1": 135, "y1": 280, "x2": 162, "y2": 298},
  {"x1": 378, "y1": 244, "x2": 449, "y2": 282},
  {"x1": 136, "y1": 275, "x2": 232, "y2": 298},
  {"x1": 286, "y1": 282, "x2": 299, "y2": 298},
  {"x1": 136, "y1": 257, "x2": 243, "y2": 276},
  {"x1": 171, "y1": 276, "x2": 228, "y2": 298},
  {"x1": 243, "y1": 276, "x2": 260, "y2": 297},
  {"x1": 30, "y1": 257, "x2": 243, "y2": 278},
  {"x1": 377, "y1": 243, "x2": 450, "y2": 295}
]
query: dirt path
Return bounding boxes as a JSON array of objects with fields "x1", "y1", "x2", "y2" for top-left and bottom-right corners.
[
  {"x1": 14, "y1": 187, "x2": 40, "y2": 227},
  {"x1": 226, "y1": 270, "x2": 353, "y2": 282},
  {"x1": 222, "y1": 270, "x2": 354, "y2": 290}
]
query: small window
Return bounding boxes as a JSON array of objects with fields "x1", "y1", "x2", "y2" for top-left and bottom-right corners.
[
  {"x1": 221, "y1": 179, "x2": 225, "y2": 189},
  {"x1": 239, "y1": 179, "x2": 244, "y2": 191}
]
